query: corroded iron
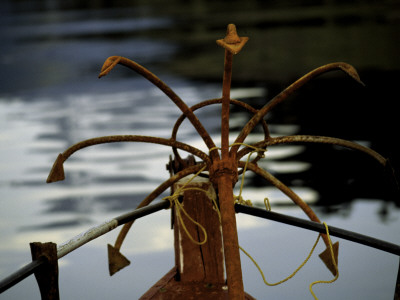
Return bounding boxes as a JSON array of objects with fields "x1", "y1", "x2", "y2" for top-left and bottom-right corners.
[{"x1": 46, "y1": 23, "x2": 391, "y2": 299}]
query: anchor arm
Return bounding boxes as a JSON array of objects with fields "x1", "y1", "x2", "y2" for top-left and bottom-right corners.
[
  {"x1": 98, "y1": 56, "x2": 219, "y2": 161},
  {"x1": 171, "y1": 98, "x2": 270, "y2": 168},
  {"x1": 46, "y1": 135, "x2": 210, "y2": 183},
  {"x1": 108, "y1": 163, "x2": 206, "y2": 275},
  {"x1": 241, "y1": 161, "x2": 338, "y2": 274},
  {"x1": 231, "y1": 62, "x2": 364, "y2": 156},
  {"x1": 237, "y1": 135, "x2": 387, "y2": 166}
]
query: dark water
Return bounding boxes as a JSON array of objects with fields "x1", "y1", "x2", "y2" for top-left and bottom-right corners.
[{"x1": 1, "y1": 1, "x2": 399, "y2": 299}]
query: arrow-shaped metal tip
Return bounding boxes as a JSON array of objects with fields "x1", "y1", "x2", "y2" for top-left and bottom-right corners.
[
  {"x1": 338, "y1": 63, "x2": 365, "y2": 86},
  {"x1": 46, "y1": 154, "x2": 65, "y2": 183},
  {"x1": 319, "y1": 241, "x2": 339, "y2": 276},
  {"x1": 107, "y1": 244, "x2": 131, "y2": 276},
  {"x1": 98, "y1": 56, "x2": 122, "y2": 78},
  {"x1": 216, "y1": 24, "x2": 249, "y2": 55}
]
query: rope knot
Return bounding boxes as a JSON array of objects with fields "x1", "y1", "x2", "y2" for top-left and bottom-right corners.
[
  {"x1": 234, "y1": 194, "x2": 253, "y2": 206},
  {"x1": 162, "y1": 166, "x2": 210, "y2": 246}
]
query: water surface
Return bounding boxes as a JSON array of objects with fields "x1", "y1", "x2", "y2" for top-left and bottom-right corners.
[{"x1": 1, "y1": 1, "x2": 399, "y2": 299}]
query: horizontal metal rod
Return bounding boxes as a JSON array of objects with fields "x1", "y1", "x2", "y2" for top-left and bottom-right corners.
[
  {"x1": 235, "y1": 204, "x2": 400, "y2": 256},
  {"x1": 0, "y1": 200, "x2": 170, "y2": 294},
  {"x1": 57, "y1": 200, "x2": 170, "y2": 258},
  {"x1": 0, "y1": 256, "x2": 46, "y2": 294},
  {"x1": 115, "y1": 199, "x2": 170, "y2": 225}
]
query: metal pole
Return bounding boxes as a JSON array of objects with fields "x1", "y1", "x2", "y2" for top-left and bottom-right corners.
[
  {"x1": 57, "y1": 200, "x2": 170, "y2": 259},
  {"x1": 221, "y1": 49, "x2": 233, "y2": 158},
  {"x1": 0, "y1": 200, "x2": 170, "y2": 294},
  {"x1": 235, "y1": 204, "x2": 400, "y2": 256},
  {"x1": 213, "y1": 24, "x2": 249, "y2": 299},
  {"x1": 0, "y1": 258, "x2": 46, "y2": 294}
]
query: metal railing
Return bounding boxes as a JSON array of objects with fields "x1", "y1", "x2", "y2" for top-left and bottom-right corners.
[{"x1": 1, "y1": 201, "x2": 399, "y2": 298}]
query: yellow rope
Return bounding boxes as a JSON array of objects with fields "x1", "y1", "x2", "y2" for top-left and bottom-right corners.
[
  {"x1": 309, "y1": 222, "x2": 339, "y2": 299},
  {"x1": 240, "y1": 233, "x2": 321, "y2": 286},
  {"x1": 210, "y1": 143, "x2": 338, "y2": 298},
  {"x1": 212, "y1": 143, "x2": 339, "y2": 298},
  {"x1": 264, "y1": 197, "x2": 271, "y2": 211},
  {"x1": 225, "y1": 143, "x2": 322, "y2": 286},
  {"x1": 163, "y1": 166, "x2": 210, "y2": 245}
]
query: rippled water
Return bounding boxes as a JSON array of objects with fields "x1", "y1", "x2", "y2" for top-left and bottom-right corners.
[{"x1": 1, "y1": 1, "x2": 399, "y2": 299}]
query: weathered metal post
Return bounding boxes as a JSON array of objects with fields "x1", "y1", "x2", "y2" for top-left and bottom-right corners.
[
  {"x1": 30, "y1": 242, "x2": 59, "y2": 300},
  {"x1": 211, "y1": 24, "x2": 249, "y2": 299}
]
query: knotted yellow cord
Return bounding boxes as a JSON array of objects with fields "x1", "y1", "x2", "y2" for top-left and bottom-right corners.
[
  {"x1": 163, "y1": 166, "x2": 210, "y2": 245},
  {"x1": 309, "y1": 222, "x2": 339, "y2": 299}
]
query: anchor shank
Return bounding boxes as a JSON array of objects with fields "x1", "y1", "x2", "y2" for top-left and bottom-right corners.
[
  {"x1": 221, "y1": 49, "x2": 233, "y2": 159},
  {"x1": 217, "y1": 174, "x2": 245, "y2": 299}
]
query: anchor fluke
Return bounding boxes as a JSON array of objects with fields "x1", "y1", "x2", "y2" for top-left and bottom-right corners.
[
  {"x1": 98, "y1": 56, "x2": 122, "y2": 78},
  {"x1": 337, "y1": 63, "x2": 365, "y2": 86},
  {"x1": 319, "y1": 241, "x2": 339, "y2": 276},
  {"x1": 46, "y1": 153, "x2": 65, "y2": 183},
  {"x1": 107, "y1": 244, "x2": 131, "y2": 276}
]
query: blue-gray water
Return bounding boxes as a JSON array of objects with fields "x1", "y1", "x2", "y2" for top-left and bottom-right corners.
[{"x1": 1, "y1": 1, "x2": 399, "y2": 299}]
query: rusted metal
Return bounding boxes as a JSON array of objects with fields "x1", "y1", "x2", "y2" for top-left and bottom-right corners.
[
  {"x1": 231, "y1": 62, "x2": 365, "y2": 155},
  {"x1": 98, "y1": 55, "x2": 219, "y2": 162},
  {"x1": 140, "y1": 177, "x2": 255, "y2": 299},
  {"x1": 212, "y1": 24, "x2": 249, "y2": 299},
  {"x1": 171, "y1": 98, "x2": 270, "y2": 169},
  {"x1": 139, "y1": 268, "x2": 256, "y2": 300},
  {"x1": 107, "y1": 163, "x2": 206, "y2": 275},
  {"x1": 46, "y1": 135, "x2": 210, "y2": 183},
  {"x1": 239, "y1": 135, "x2": 387, "y2": 165},
  {"x1": 41, "y1": 23, "x2": 397, "y2": 298}
]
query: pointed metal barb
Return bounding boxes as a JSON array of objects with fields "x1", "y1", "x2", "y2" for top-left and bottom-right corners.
[
  {"x1": 216, "y1": 24, "x2": 249, "y2": 55},
  {"x1": 107, "y1": 244, "x2": 130, "y2": 276},
  {"x1": 98, "y1": 56, "x2": 121, "y2": 78},
  {"x1": 319, "y1": 241, "x2": 339, "y2": 276},
  {"x1": 46, "y1": 154, "x2": 65, "y2": 183}
]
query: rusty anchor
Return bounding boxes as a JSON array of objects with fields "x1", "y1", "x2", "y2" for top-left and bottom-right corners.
[{"x1": 46, "y1": 24, "x2": 391, "y2": 299}]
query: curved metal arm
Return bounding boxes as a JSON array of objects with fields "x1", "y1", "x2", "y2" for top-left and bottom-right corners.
[
  {"x1": 237, "y1": 135, "x2": 387, "y2": 166},
  {"x1": 113, "y1": 163, "x2": 206, "y2": 250},
  {"x1": 239, "y1": 160, "x2": 331, "y2": 249},
  {"x1": 46, "y1": 135, "x2": 210, "y2": 183},
  {"x1": 171, "y1": 98, "x2": 270, "y2": 167},
  {"x1": 231, "y1": 62, "x2": 364, "y2": 155},
  {"x1": 98, "y1": 56, "x2": 218, "y2": 161}
]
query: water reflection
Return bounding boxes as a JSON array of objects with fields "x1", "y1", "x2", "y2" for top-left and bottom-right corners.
[
  {"x1": 1, "y1": 1, "x2": 399, "y2": 299},
  {"x1": 1, "y1": 0, "x2": 399, "y2": 246}
]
